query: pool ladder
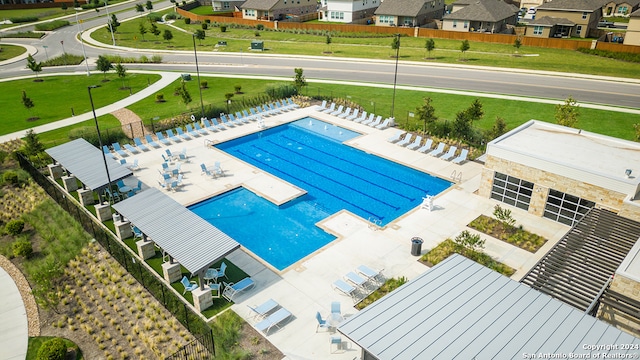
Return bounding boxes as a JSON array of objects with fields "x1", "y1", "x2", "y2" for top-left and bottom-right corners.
[
  {"x1": 451, "y1": 170, "x2": 463, "y2": 182},
  {"x1": 368, "y1": 217, "x2": 382, "y2": 231},
  {"x1": 204, "y1": 139, "x2": 215, "y2": 149}
]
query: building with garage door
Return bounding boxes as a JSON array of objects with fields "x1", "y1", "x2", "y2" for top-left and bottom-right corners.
[{"x1": 478, "y1": 120, "x2": 640, "y2": 224}]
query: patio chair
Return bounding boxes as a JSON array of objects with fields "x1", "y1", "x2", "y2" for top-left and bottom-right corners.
[
  {"x1": 396, "y1": 134, "x2": 413, "y2": 147},
  {"x1": 315, "y1": 100, "x2": 327, "y2": 111},
  {"x1": 170, "y1": 174, "x2": 184, "y2": 191},
  {"x1": 222, "y1": 277, "x2": 256, "y2": 301},
  {"x1": 361, "y1": 113, "x2": 375, "y2": 125},
  {"x1": 144, "y1": 134, "x2": 161, "y2": 148},
  {"x1": 356, "y1": 265, "x2": 384, "y2": 286},
  {"x1": 315, "y1": 311, "x2": 330, "y2": 332},
  {"x1": 180, "y1": 276, "x2": 198, "y2": 294},
  {"x1": 132, "y1": 180, "x2": 143, "y2": 193},
  {"x1": 406, "y1": 135, "x2": 423, "y2": 151},
  {"x1": 111, "y1": 143, "x2": 127, "y2": 157},
  {"x1": 193, "y1": 122, "x2": 208, "y2": 135},
  {"x1": 133, "y1": 138, "x2": 149, "y2": 152},
  {"x1": 248, "y1": 298, "x2": 279, "y2": 320},
  {"x1": 428, "y1": 142, "x2": 446, "y2": 157},
  {"x1": 185, "y1": 124, "x2": 200, "y2": 137},
  {"x1": 213, "y1": 161, "x2": 225, "y2": 177},
  {"x1": 119, "y1": 159, "x2": 126, "y2": 165},
  {"x1": 330, "y1": 301, "x2": 341, "y2": 316},
  {"x1": 171, "y1": 163, "x2": 182, "y2": 178},
  {"x1": 322, "y1": 102, "x2": 336, "y2": 114},
  {"x1": 126, "y1": 158, "x2": 140, "y2": 171},
  {"x1": 178, "y1": 153, "x2": 189, "y2": 163},
  {"x1": 368, "y1": 115, "x2": 383, "y2": 127},
  {"x1": 353, "y1": 111, "x2": 368, "y2": 123},
  {"x1": 155, "y1": 132, "x2": 171, "y2": 146},
  {"x1": 346, "y1": 109, "x2": 359, "y2": 121},
  {"x1": 332, "y1": 279, "x2": 358, "y2": 302},
  {"x1": 102, "y1": 145, "x2": 115, "y2": 159},
  {"x1": 440, "y1": 146, "x2": 458, "y2": 161},
  {"x1": 175, "y1": 127, "x2": 192, "y2": 141},
  {"x1": 376, "y1": 118, "x2": 394, "y2": 130},
  {"x1": 200, "y1": 163, "x2": 215, "y2": 178},
  {"x1": 209, "y1": 283, "x2": 222, "y2": 298},
  {"x1": 207, "y1": 262, "x2": 227, "y2": 283},
  {"x1": 417, "y1": 139, "x2": 434, "y2": 153},
  {"x1": 166, "y1": 129, "x2": 182, "y2": 142},
  {"x1": 254, "y1": 308, "x2": 292, "y2": 334},
  {"x1": 337, "y1": 107, "x2": 351, "y2": 119},
  {"x1": 104, "y1": 188, "x2": 120, "y2": 202},
  {"x1": 452, "y1": 149, "x2": 469, "y2": 164},
  {"x1": 330, "y1": 105, "x2": 344, "y2": 116},
  {"x1": 123, "y1": 143, "x2": 140, "y2": 154}
]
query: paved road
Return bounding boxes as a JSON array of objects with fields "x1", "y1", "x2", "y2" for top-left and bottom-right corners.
[{"x1": 1, "y1": 5, "x2": 639, "y2": 109}]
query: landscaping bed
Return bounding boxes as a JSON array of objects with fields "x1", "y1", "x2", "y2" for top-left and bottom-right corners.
[
  {"x1": 421, "y1": 239, "x2": 515, "y2": 277},
  {"x1": 355, "y1": 277, "x2": 407, "y2": 310},
  {"x1": 468, "y1": 214, "x2": 547, "y2": 252}
]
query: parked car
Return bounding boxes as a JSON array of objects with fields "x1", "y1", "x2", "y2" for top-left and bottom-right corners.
[
  {"x1": 527, "y1": 7, "x2": 536, "y2": 14},
  {"x1": 598, "y1": 20, "x2": 614, "y2": 28}
]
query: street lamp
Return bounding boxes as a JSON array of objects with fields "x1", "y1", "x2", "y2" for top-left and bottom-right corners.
[
  {"x1": 104, "y1": 0, "x2": 116, "y2": 46},
  {"x1": 60, "y1": 40, "x2": 67, "y2": 66},
  {"x1": 192, "y1": 34, "x2": 205, "y2": 120},
  {"x1": 88, "y1": 85, "x2": 114, "y2": 204},
  {"x1": 75, "y1": 8, "x2": 90, "y2": 76},
  {"x1": 390, "y1": 33, "x2": 400, "y2": 121}
]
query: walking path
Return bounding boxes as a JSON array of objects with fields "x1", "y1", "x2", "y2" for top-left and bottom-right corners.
[{"x1": 0, "y1": 256, "x2": 36, "y2": 360}]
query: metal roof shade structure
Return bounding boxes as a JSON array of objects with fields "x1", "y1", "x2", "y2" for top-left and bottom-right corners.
[
  {"x1": 521, "y1": 208, "x2": 640, "y2": 313},
  {"x1": 45, "y1": 138, "x2": 132, "y2": 191},
  {"x1": 338, "y1": 254, "x2": 640, "y2": 360},
  {"x1": 112, "y1": 188, "x2": 240, "y2": 286}
]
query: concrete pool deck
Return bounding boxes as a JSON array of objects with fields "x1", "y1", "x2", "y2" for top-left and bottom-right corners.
[{"x1": 121, "y1": 106, "x2": 570, "y2": 359}]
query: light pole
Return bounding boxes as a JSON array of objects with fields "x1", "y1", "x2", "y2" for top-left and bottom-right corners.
[
  {"x1": 390, "y1": 33, "x2": 400, "y2": 121},
  {"x1": 60, "y1": 40, "x2": 67, "y2": 66},
  {"x1": 192, "y1": 34, "x2": 205, "y2": 120},
  {"x1": 88, "y1": 85, "x2": 114, "y2": 204},
  {"x1": 104, "y1": 0, "x2": 116, "y2": 46},
  {"x1": 42, "y1": 45, "x2": 49, "y2": 61},
  {"x1": 75, "y1": 9, "x2": 90, "y2": 76}
]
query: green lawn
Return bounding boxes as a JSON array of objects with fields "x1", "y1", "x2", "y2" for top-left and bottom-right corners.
[
  {"x1": 0, "y1": 73, "x2": 161, "y2": 136},
  {"x1": 0, "y1": 44, "x2": 27, "y2": 61},
  {"x1": 90, "y1": 16, "x2": 640, "y2": 79}
]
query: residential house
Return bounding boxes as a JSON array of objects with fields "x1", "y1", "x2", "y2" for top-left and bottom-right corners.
[
  {"x1": 524, "y1": 16, "x2": 576, "y2": 37},
  {"x1": 534, "y1": 0, "x2": 607, "y2": 38},
  {"x1": 319, "y1": 0, "x2": 380, "y2": 23},
  {"x1": 442, "y1": 0, "x2": 518, "y2": 33},
  {"x1": 373, "y1": 0, "x2": 445, "y2": 27},
  {"x1": 211, "y1": 0, "x2": 245, "y2": 12},
  {"x1": 624, "y1": 8, "x2": 640, "y2": 44},
  {"x1": 241, "y1": 0, "x2": 316, "y2": 20},
  {"x1": 602, "y1": 0, "x2": 640, "y2": 17}
]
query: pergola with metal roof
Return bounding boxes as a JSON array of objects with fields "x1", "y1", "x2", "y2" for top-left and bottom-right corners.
[
  {"x1": 45, "y1": 138, "x2": 132, "y2": 192},
  {"x1": 112, "y1": 188, "x2": 240, "y2": 288},
  {"x1": 338, "y1": 254, "x2": 640, "y2": 359},
  {"x1": 520, "y1": 208, "x2": 640, "y2": 313}
]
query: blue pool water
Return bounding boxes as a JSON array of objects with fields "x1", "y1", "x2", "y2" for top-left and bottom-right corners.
[{"x1": 189, "y1": 118, "x2": 452, "y2": 270}]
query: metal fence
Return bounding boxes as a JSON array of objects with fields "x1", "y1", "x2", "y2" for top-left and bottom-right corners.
[{"x1": 16, "y1": 153, "x2": 216, "y2": 359}]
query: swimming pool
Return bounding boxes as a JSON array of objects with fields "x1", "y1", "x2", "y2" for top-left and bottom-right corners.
[{"x1": 189, "y1": 118, "x2": 452, "y2": 270}]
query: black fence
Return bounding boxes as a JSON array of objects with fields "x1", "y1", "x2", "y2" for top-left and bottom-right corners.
[{"x1": 17, "y1": 153, "x2": 216, "y2": 359}]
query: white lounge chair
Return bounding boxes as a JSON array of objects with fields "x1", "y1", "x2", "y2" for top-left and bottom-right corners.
[
  {"x1": 322, "y1": 103, "x2": 336, "y2": 114},
  {"x1": 416, "y1": 138, "x2": 434, "y2": 153},
  {"x1": 406, "y1": 135, "x2": 423, "y2": 150},
  {"x1": 429, "y1": 142, "x2": 446, "y2": 157},
  {"x1": 248, "y1": 298, "x2": 279, "y2": 320},
  {"x1": 396, "y1": 134, "x2": 413, "y2": 147},
  {"x1": 222, "y1": 277, "x2": 255, "y2": 301},
  {"x1": 452, "y1": 149, "x2": 469, "y2": 164},
  {"x1": 368, "y1": 116, "x2": 383, "y2": 127},
  {"x1": 330, "y1": 105, "x2": 344, "y2": 116},
  {"x1": 354, "y1": 111, "x2": 368, "y2": 123},
  {"x1": 376, "y1": 118, "x2": 394, "y2": 129},
  {"x1": 356, "y1": 265, "x2": 384, "y2": 285},
  {"x1": 440, "y1": 146, "x2": 458, "y2": 161},
  {"x1": 315, "y1": 100, "x2": 327, "y2": 111},
  {"x1": 387, "y1": 130, "x2": 405, "y2": 143},
  {"x1": 361, "y1": 114, "x2": 375, "y2": 125},
  {"x1": 337, "y1": 107, "x2": 351, "y2": 119},
  {"x1": 254, "y1": 308, "x2": 292, "y2": 334},
  {"x1": 346, "y1": 109, "x2": 359, "y2": 121},
  {"x1": 344, "y1": 271, "x2": 369, "y2": 290},
  {"x1": 332, "y1": 279, "x2": 358, "y2": 302}
]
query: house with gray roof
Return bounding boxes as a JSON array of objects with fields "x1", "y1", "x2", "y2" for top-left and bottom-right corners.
[
  {"x1": 373, "y1": 0, "x2": 445, "y2": 27},
  {"x1": 241, "y1": 0, "x2": 316, "y2": 21},
  {"x1": 319, "y1": 0, "x2": 380, "y2": 23},
  {"x1": 524, "y1": 15, "x2": 576, "y2": 38},
  {"x1": 535, "y1": 0, "x2": 608, "y2": 37},
  {"x1": 442, "y1": 0, "x2": 518, "y2": 33},
  {"x1": 603, "y1": 0, "x2": 640, "y2": 17},
  {"x1": 338, "y1": 254, "x2": 640, "y2": 360},
  {"x1": 211, "y1": 0, "x2": 245, "y2": 12},
  {"x1": 624, "y1": 8, "x2": 640, "y2": 44}
]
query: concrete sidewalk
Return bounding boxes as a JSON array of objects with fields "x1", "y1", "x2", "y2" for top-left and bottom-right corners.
[
  {"x1": 0, "y1": 70, "x2": 181, "y2": 144},
  {"x1": 0, "y1": 267, "x2": 28, "y2": 360}
]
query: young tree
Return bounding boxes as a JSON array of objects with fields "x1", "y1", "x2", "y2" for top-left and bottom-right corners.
[
  {"x1": 555, "y1": 96, "x2": 580, "y2": 128},
  {"x1": 163, "y1": 29, "x2": 173, "y2": 43},
  {"x1": 416, "y1": 97, "x2": 437, "y2": 133},
  {"x1": 465, "y1": 99, "x2": 484, "y2": 122},
  {"x1": 513, "y1": 38, "x2": 522, "y2": 54},
  {"x1": 194, "y1": 29, "x2": 205, "y2": 45},
  {"x1": 138, "y1": 22, "x2": 147, "y2": 40},
  {"x1": 150, "y1": 22, "x2": 161, "y2": 37},
  {"x1": 391, "y1": 35, "x2": 400, "y2": 57},
  {"x1": 23, "y1": 129, "x2": 45, "y2": 156},
  {"x1": 175, "y1": 81, "x2": 192, "y2": 106},
  {"x1": 135, "y1": 3, "x2": 144, "y2": 12},
  {"x1": 489, "y1": 116, "x2": 508, "y2": 140},
  {"x1": 95, "y1": 55, "x2": 113, "y2": 80},
  {"x1": 459, "y1": 40, "x2": 470, "y2": 60},
  {"x1": 107, "y1": 14, "x2": 120, "y2": 33},
  {"x1": 452, "y1": 110, "x2": 472, "y2": 140},
  {"x1": 26, "y1": 54, "x2": 43, "y2": 80},
  {"x1": 61, "y1": 3, "x2": 68, "y2": 11},
  {"x1": 21, "y1": 90, "x2": 35, "y2": 119},
  {"x1": 293, "y1": 68, "x2": 306, "y2": 94},
  {"x1": 325, "y1": 34, "x2": 332, "y2": 53},
  {"x1": 145, "y1": 0, "x2": 153, "y2": 11},
  {"x1": 425, "y1": 38, "x2": 435, "y2": 59},
  {"x1": 114, "y1": 62, "x2": 127, "y2": 89}
]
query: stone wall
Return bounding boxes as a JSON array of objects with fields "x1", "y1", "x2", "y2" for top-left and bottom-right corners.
[{"x1": 597, "y1": 274, "x2": 640, "y2": 337}]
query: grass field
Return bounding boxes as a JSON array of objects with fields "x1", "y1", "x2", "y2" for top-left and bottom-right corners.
[
  {"x1": 0, "y1": 44, "x2": 27, "y2": 61},
  {"x1": 90, "y1": 15, "x2": 640, "y2": 79},
  {"x1": 0, "y1": 73, "x2": 161, "y2": 135}
]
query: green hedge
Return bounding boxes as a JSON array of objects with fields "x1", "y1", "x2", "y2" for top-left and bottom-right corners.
[
  {"x1": 0, "y1": 31, "x2": 45, "y2": 39},
  {"x1": 9, "y1": 16, "x2": 38, "y2": 23},
  {"x1": 35, "y1": 20, "x2": 70, "y2": 31},
  {"x1": 577, "y1": 48, "x2": 640, "y2": 63}
]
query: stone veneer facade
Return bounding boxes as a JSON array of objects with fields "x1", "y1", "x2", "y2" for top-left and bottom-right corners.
[
  {"x1": 479, "y1": 155, "x2": 640, "y2": 222},
  {"x1": 598, "y1": 274, "x2": 640, "y2": 337}
]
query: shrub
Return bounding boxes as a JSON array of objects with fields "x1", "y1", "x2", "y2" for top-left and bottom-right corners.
[
  {"x1": 68, "y1": 126, "x2": 129, "y2": 148},
  {"x1": 184, "y1": 18, "x2": 191, "y2": 24},
  {"x1": 155, "y1": 93, "x2": 165, "y2": 102},
  {"x1": 0, "y1": 31, "x2": 44, "y2": 39},
  {"x1": 256, "y1": 24, "x2": 264, "y2": 30},
  {"x1": 165, "y1": 12, "x2": 177, "y2": 20},
  {"x1": 6, "y1": 219, "x2": 25, "y2": 236},
  {"x1": 220, "y1": 25, "x2": 227, "y2": 32},
  {"x1": 147, "y1": 13, "x2": 163, "y2": 22},
  {"x1": 200, "y1": 80, "x2": 208, "y2": 89},
  {"x1": 42, "y1": 54, "x2": 84, "y2": 67},
  {"x1": 36, "y1": 338, "x2": 67, "y2": 360},
  {"x1": 265, "y1": 84, "x2": 297, "y2": 99},
  {"x1": 234, "y1": 85, "x2": 242, "y2": 93},
  {"x1": 3, "y1": 170, "x2": 19, "y2": 185},
  {"x1": 255, "y1": 31, "x2": 260, "y2": 37},
  {"x1": 205, "y1": 19, "x2": 211, "y2": 24},
  {"x1": 9, "y1": 16, "x2": 39, "y2": 24},
  {"x1": 139, "y1": 55, "x2": 149, "y2": 63},
  {"x1": 202, "y1": 23, "x2": 208, "y2": 30},
  {"x1": 35, "y1": 20, "x2": 70, "y2": 31},
  {"x1": 454, "y1": 230, "x2": 485, "y2": 252},
  {"x1": 493, "y1": 204, "x2": 516, "y2": 227},
  {"x1": 151, "y1": 55, "x2": 163, "y2": 63},
  {"x1": 12, "y1": 238, "x2": 32, "y2": 258}
]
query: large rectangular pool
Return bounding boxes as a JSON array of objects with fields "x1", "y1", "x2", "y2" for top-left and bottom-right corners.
[{"x1": 189, "y1": 118, "x2": 452, "y2": 270}]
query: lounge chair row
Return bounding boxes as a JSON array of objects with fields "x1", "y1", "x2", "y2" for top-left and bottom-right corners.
[
  {"x1": 332, "y1": 265, "x2": 384, "y2": 303},
  {"x1": 315, "y1": 100, "x2": 394, "y2": 130},
  {"x1": 388, "y1": 131, "x2": 469, "y2": 164},
  {"x1": 246, "y1": 298, "x2": 294, "y2": 334}
]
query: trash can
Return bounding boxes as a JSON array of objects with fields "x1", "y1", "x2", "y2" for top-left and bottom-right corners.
[
  {"x1": 411, "y1": 237, "x2": 423, "y2": 256},
  {"x1": 251, "y1": 40, "x2": 264, "y2": 51},
  {"x1": 181, "y1": 73, "x2": 191, "y2": 81}
]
